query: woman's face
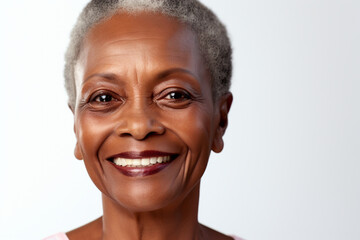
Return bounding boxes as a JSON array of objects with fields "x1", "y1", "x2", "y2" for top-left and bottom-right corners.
[{"x1": 73, "y1": 12, "x2": 230, "y2": 211}]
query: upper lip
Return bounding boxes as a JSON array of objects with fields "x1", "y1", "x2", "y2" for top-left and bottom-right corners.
[{"x1": 107, "y1": 150, "x2": 178, "y2": 160}]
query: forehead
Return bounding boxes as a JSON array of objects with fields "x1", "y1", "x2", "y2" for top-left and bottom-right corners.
[
  {"x1": 85, "y1": 11, "x2": 195, "y2": 48},
  {"x1": 76, "y1": 12, "x2": 208, "y2": 84}
]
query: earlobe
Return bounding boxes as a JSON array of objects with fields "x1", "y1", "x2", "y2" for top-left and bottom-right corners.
[
  {"x1": 74, "y1": 142, "x2": 83, "y2": 160},
  {"x1": 211, "y1": 136, "x2": 224, "y2": 153},
  {"x1": 211, "y1": 92, "x2": 233, "y2": 153},
  {"x1": 73, "y1": 122, "x2": 83, "y2": 160}
]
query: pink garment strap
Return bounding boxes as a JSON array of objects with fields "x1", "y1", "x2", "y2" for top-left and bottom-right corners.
[
  {"x1": 231, "y1": 235, "x2": 245, "y2": 240},
  {"x1": 43, "y1": 232, "x2": 69, "y2": 240}
]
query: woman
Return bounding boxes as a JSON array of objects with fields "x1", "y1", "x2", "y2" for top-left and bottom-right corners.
[{"x1": 45, "y1": 0, "x2": 241, "y2": 239}]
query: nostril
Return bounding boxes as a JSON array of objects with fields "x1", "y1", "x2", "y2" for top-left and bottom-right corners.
[
  {"x1": 118, "y1": 132, "x2": 133, "y2": 137},
  {"x1": 115, "y1": 116, "x2": 165, "y2": 140}
]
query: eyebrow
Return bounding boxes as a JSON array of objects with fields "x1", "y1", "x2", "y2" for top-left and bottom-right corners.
[{"x1": 83, "y1": 68, "x2": 200, "y2": 84}]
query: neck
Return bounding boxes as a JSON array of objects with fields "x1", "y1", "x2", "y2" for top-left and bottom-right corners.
[{"x1": 101, "y1": 183, "x2": 204, "y2": 240}]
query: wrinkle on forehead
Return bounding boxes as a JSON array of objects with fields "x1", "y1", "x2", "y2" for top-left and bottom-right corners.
[{"x1": 74, "y1": 12, "x2": 209, "y2": 94}]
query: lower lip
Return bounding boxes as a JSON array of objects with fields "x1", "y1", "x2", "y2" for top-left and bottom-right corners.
[{"x1": 109, "y1": 161, "x2": 171, "y2": 177}]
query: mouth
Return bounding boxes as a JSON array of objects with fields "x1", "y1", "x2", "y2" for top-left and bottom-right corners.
[
  {"x1": 113, "y1": 155, "x2": 171, "y2": 167},
  {"x1": 107, "y1": 151, "x2": 178, "y2": 177}
]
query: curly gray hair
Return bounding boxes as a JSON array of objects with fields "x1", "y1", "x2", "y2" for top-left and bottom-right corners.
[{"x1": 65, "y1": 0, "x2": 232, "y2": 108}]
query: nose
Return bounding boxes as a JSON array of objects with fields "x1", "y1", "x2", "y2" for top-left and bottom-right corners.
[{"x1": 115, "y1": 104, "x2": 165, "y2": 140}]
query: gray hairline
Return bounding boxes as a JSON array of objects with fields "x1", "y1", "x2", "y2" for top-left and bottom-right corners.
[{"x1": 65, "y1": 0, "x2": 232, "y2": 109}]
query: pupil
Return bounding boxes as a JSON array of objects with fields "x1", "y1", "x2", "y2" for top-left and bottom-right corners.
[
  {"x1": 100, "y1": 95, "x2": 112, "y2": 102},
  {"x1": 170, "y1": 92, "x2": 182, "y2": 99}
]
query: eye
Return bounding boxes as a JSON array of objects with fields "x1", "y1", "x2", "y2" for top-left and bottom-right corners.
[
  {"x1": 93, "y1": 94, "x2": 114, "y2": 102},
  {"x1": 89, "y1": 91, "x2": 119, "y2": 104},
  {"x1": 87, "y1": 91, "x2": 123, "y2": 110},
  {"x1": 164, "y1": 91, "x2": 191, "y2": 101},
  {"x1": 155, "y1": 88, "x2": 194, "y2": 109}
]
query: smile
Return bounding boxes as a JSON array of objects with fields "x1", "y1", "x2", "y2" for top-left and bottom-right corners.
[
  {"x1": 113, "y1": 156, "x2": 171, "y2": 167},
  {"x1": 107, "y1": 151, "x2": 178, "y2": 177}
]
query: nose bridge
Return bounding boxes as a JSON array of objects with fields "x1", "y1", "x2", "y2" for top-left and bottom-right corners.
[
  {"x1": 128, "y1": 97, "x2": 152, "y2": 124},
  {"x1": 115, "y1": 96, "x2": 164, "y2": 139}
]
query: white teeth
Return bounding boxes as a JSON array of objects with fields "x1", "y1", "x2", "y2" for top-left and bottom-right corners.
[
  {"x1": 150, "y1": 157, "x2": 157, "y2": 164},
  {"x1": 132, "y1": 159, "x2": 141, "y2": 166},
  {"x1": 157, "y1": 157, "x2": 163, "y2": 163},
  {"x1": 141, "y1": 158, "x2": 150, "y2": 166},
  {"x1": 114, "y1": 158, "x2": 126, "y2": 166},
  {"x1": 120, "y1": 158, "x2": 126, "y2": 166},
  {"x1": 113, "y1": 156, "x2": 172, "y2": 167},
  {"x1": 126, "y1": 159, "x2": 132, "y2": 165}
]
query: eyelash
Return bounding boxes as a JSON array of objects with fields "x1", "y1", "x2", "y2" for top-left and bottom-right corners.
[
  {"x1": 155, "y1": 88, "x2": 196, "y2": 109},
  {"x1": 89, "y1": 92, "x2": 192, "y2": 102},
  {"x1": 88, "y1": 91, "x2": 120, "y2": 105},
  {"x1": 92, "y1": 94, "x2": 115, "y2": 103},
  {"x1": 83, "y1": 88, "x2": 194, "y2": 111},
  {"x1": 164, "y1": 90, "x2": 192, "y2": 101}
]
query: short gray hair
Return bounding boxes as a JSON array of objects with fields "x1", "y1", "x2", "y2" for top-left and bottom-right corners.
[{"x1": 65, "y1": 0, "x2": 232, "y2": 108}]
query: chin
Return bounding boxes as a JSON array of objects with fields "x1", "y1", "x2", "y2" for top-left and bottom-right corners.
[{"x1": 104, "y1": 184, "x2": 184, "y2": 213}]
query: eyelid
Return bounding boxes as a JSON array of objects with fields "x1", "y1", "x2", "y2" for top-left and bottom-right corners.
[{"x1": 158, "y1": 87, "x2": 192, "y2": 99}]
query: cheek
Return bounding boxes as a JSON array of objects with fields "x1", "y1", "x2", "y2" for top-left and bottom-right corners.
[
  {"x1": 175, "y1": 105, "x2": 214, "y2": 152},
  {"x1": 165, "y1": 105, "x2": 215, "y2": 182},
  {"x1": 75, "y1": 113, "x2": 115, "y2": 192},
  {"x1": 76, "y1": 115, "x2": 113, "y2": 157}
]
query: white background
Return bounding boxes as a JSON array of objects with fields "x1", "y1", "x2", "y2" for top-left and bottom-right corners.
[{"x1": 1, "y1": 0, "x2": 359, "y2": 239}]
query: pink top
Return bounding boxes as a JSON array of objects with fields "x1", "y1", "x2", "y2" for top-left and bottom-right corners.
[
  {"x1": 43, "y1": 233, "x2": 68, "y2": 240},
  {"x1": 44, "y1": 233, "x2": 244, "y2": 240},
  {"x1": 232, "y1": 236, "x2": 245, "y2": 240}
]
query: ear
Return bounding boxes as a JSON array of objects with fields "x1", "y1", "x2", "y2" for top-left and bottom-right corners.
[
  {"x1": 73, "y1": 119, "x2": 83, "y2": 160},
  {"x1": 74, "y1": 141, "x2": 83, "y2": 160},
  {"x1": 211, "y1": 92, "x2": 233, "y2": 153}
]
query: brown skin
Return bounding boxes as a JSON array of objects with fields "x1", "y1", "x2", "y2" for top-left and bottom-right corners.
[{"x1": 69, "y1": 12, "x2": 233, "y2": 240}]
